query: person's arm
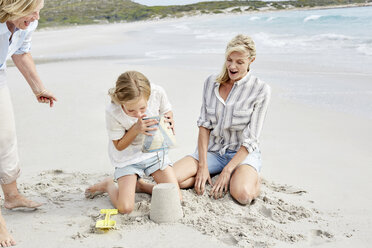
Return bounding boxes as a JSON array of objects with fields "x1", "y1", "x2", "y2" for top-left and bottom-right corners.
[
  {"x1": 194, "y1": 126, "x2": 213, "y2": 195},
  {"x1": 163, "y1": 110, "x2": 175, "y2": 134},
  {"x1": 12, "y1": 52, "x2": 57, "y2": 107},
  {"x1": 241, "y1": 84, "x2": 271, "y2": 153},
  {"x1": 157, "y1": 85, "x2": 174, "y2": 134},
  {"x1": 194, "y1": 76, "x2": 215, "y2": 195},
  {"x1": 113, "y1": 115, "x2": 158, "y2": 151}
]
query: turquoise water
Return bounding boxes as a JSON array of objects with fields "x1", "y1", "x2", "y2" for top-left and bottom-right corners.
[
  {"x1": 128, "y1": 6, "x2": 372, "y2": 118},
  {"x1": 35, "y1": 6, "x2": 372, "y2": 118},
  {"x1": 142, "y1": 6, "x2": 372, "y2": 58}
]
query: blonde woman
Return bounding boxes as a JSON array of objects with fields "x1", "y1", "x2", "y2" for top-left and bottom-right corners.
[
  {"x1": 1, "y1": 0, "x2": 57, "y2": 245},
  {"x1": 174, "y1": 34, "x2": 271, "y2": 205}
]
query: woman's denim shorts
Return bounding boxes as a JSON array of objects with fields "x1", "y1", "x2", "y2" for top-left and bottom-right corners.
[{"x1": 189, "y1": 149, "x2": 262, "y2": 174}]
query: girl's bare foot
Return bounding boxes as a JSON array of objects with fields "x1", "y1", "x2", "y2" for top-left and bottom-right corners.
[
  {"x1": 3, "y1": 194, "x2": 42, "y2": 210},
  {"x1": 0, "y1": 215, "x2": 16, "y2": 247},
  {"x1": 85, "y1": 177, "x2": 113, "y2": 199}
]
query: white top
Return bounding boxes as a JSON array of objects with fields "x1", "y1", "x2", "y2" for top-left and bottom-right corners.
[
  {"x1": 0, "y1": 21, "x2": 38, "y2": 87},
  {"x1": 106, "y1": 83, "x2": 172, "y2": 168},
  {"x1": 0, "y1": 21, "x2": 38, "y2": 70}
]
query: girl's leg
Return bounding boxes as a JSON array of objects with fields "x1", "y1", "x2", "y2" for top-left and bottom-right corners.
[
  {"x1": 229, "y1": 165, "x2": 260, "y2": 205},
  {"x1": 172, "y1": 156, "x2": 198, "y2": 189},
  {"x1": 85, "y1": 175, "x2": 137, "y2": 214},
  {"x1": 151, "y1": 166, "x2": 182, "y2": 201},
  {"x1": 136, "y1": 178, "x2": 155, "y2": 195}
]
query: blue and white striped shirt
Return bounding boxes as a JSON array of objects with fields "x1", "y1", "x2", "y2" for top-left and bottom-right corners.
[{"x1": 197, "y1": 71, "x2": 271, "y2": 154}]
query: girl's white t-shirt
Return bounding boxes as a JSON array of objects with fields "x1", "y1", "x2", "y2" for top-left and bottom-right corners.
[{"x1": 105, "y1": 83, "x2": 172, "y2": 168}]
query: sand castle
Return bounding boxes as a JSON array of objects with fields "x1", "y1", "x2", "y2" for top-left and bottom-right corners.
[{"x1": 150, "y1": 183, "x2": 183, "y2": 223}]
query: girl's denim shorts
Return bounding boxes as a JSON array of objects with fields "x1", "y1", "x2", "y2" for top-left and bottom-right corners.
[{"x1": 114, "y1": 151, "x2": 171, "y2": 180}]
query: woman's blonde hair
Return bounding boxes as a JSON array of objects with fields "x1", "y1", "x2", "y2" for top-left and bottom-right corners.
[
  {"x1": 216, "y1": 34, "x2": 256, "y2": 84},
  {"x1": 0, "y1": 0, "x2": 42, "y2": 22},
  {"x1": 108, "y1": 71, "x2": 151, "y2": 105}
]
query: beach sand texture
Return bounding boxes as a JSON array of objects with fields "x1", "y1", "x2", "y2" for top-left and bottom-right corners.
[
  {"x1": 4, "y1": 169, "x2": 333, "y2": 247},
  {"x1": 3, "y1": 7, "x2": 372, "y2": 248}
]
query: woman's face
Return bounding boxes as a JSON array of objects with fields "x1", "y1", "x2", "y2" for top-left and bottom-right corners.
[
  {"x1": 122, "y1": 96, "x2": 148, "y2": 118},
  {"x1": 11, "y1": 0, "x2": 44, "y2": 30},
  {"x1": 226, "y1": 51, "x2": 253, "y2": 83}
]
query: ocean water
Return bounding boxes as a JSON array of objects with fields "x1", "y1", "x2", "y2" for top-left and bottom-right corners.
[
  {"x1": 123, "y1": 6, "x2": 372, "y2": 118},
  {"x1": 33, "y1": 6, "x2": 372, "y2": 118},
  {"x1": 139, "y1": 6, "x2": 372, "y2": 63}
]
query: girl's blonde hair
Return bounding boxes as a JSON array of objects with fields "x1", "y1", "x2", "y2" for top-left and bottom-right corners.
[
  {"x1": 0, "y1": 0, "x2": 42, "y2": 22},
  {"x1": 216, "y1": 34, "x2": 256, "y2": 84},
  {"x1": 108, "y1": 71, "x2": 151, "y2": 105}
]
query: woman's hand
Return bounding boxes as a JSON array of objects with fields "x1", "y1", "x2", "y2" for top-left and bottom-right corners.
[
  {"x1": 164, "y1": 111, "x2": 175, "y2": 134},
  {"x1": 133, "y1": 115, "x2": 158, "y2": 136},
  {"x1": 35, "y1": 89, "x2": 57, "y2": 107},
  {"x1": 194, "y1": 164, "x2": 212, "y2": 195},
  {"x1": 210, "y1": 167, "x2": 232, "y2": 199}
]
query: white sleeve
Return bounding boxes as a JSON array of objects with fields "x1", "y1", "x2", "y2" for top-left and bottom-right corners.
[
  {"x1": 157, "y1": 85, "x2": 172, "y2": 115},
  {"x1": 14, "y1": 21, "x2": 38, "y2": 55},
  {"x1": 105, "y1": 110, "x2": 125, "y2": 141}
]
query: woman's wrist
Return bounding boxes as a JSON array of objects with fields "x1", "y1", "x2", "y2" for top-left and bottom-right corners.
[
  {"x1": 223, "y1": 165, "x2": 234, "y2": 175},
  {"x1": 34, "y1": 89, "x2": 47, "y2": 97},
  {"x1": 198, "y1": 161, "x2": 208, "y2": 168}
]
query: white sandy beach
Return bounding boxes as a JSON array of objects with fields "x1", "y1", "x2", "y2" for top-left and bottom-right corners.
[{"x1": 2, "y1": 10, "x2": 372, "y2": 248}]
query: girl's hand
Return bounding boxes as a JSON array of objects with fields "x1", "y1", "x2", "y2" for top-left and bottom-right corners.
[
  {"x1": 210, "y1": 167, "x2": 232, "y2": 199},
  {"x1": 35, "y1": 89, "x2": 57, "y2": 108},
  {"x1": 164, "y1": 112, "x2": 175, "y2": 134},
  {"x1": 194, "y1": 164, "x2": 212, "y2": 195},
  {"x1": 134, "y1": 115, "x2": 158, "y2": 136}
]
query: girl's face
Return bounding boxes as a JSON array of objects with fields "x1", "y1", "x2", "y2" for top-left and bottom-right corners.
[
  {"x1": 122, "y1": 97, "x2": 148, "y2": 118},
  {"x1": 11, "y1": 0, "x2": 44, "y2": 30},
  {"x1": 226, "y1": 51, "x2": 254, "y2": 83}
]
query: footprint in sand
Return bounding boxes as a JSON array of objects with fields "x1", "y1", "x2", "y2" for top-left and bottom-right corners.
[
  {"x1": 260, "y1": 206, "x2": 273, "y2": 219},
  {"x1": 308, "y1": 229, "x2": 334, "y2": 245}
]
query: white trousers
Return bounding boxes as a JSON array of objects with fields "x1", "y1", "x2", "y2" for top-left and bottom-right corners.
[{"x1": 0, "y1": 70, "x2": 20, "y2": 184}]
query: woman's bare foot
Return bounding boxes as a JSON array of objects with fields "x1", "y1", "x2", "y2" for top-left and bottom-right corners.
[
  {"x1": 0, "y1": 215, "x2": 16, "y2": 247},
  {"x1": 1, "y1": 181, "x2": 42, "y2": 210},
  {"x1": 3, "y1": 194, "x2": 42, "y2": 210},
  {"x1": 85, "y1": 177, "x2": 113, "y2": 199}
]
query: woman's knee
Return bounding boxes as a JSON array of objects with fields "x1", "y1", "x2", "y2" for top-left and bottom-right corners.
[{"x1": 231, "y1": 187, "x2": 258, "y2": 205}]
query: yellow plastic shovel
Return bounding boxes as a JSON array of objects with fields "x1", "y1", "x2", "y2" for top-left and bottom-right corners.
[{"x1": 95, "y1": 209, "x2": 118, "y2": 229}]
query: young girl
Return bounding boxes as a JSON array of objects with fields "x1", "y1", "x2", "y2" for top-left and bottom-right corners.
[{"x1": 85, "y1": 71, "x2": 181, "y2": 214}]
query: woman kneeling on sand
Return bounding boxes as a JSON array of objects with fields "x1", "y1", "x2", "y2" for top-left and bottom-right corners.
[
  {"x1": 1, "y1": 0, "x2": 57, "y2": 246},
  {"x1": 173, "y1": 34, "x2": 271, "y2": 205}
]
